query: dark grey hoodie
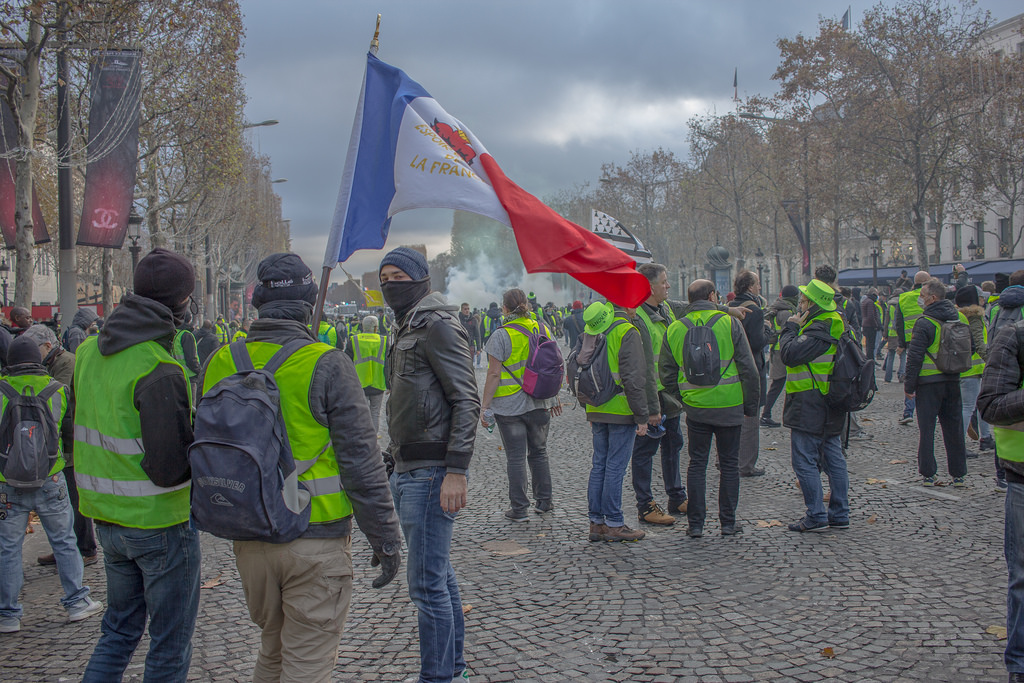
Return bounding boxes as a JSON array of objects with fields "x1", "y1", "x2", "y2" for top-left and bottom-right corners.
[
  {"x1": 64, "y1": 307, "x2": 98, "y2": 353},
  {"x1": 904, "y1": 298, "x2": 973, "y2": 394}
]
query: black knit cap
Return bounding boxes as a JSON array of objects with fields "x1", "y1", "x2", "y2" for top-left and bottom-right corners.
[
  {"x1": 780, "y1": 285, "x2": 800, "y2": 299},
  {"x1": 134, "y1": 248, "x2": 195, "y2": 308},
  {"x1": 251, "y1": 253, "x2": 318, "y2": 308},
  {"x1": 7, "y1": 334, "x2": 41, "y2": 367},
  {"x1": 954, "y1": 285, "x2": 979, "y2": 308}
]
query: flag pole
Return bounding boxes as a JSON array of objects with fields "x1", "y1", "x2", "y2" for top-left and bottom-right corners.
[{"x1": 312, "y1": 15, "x2": 383, "y2": 334}]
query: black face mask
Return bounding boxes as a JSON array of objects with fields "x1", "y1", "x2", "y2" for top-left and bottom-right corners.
[{"x1": 381, "y1": 278, "x2": 430, "y2": 321}]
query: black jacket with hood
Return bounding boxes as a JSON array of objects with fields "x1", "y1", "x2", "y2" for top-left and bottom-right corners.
[
  {"x1": 991, "y1": 285, "x2": 1024, "y2": 337},
  {"x1": 198, "y1": 304, "x2": 400, "y2": 551},
  {"x1": 904, "y1": 298, "x2": 974, "y2": 394},
  {"x1": 64, "y1": 308, "x2": 98, "y2": 353},
  {"x1": 92, "y1": 294, "x2": 194, "y2": 489},
  {"x1": 385, "y1": 291, "x2": 480, "y2": 474},
  {"x1": 778, "y1": 305, "x2": 847, "y2": 437}
]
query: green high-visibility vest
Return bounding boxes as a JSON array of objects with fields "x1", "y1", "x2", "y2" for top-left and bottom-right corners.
[
  {"x1": 887, "y1": 302, "x2": 898, "y2": 337},
  {"x1": 232, "y1": 330, "x2": 247, "y2": 342},
  {"x1": 0, "y1": 375, "x2": 67, "y2": 483},
  {"x1": 962, "y1": 315, "x2": 986, "y2": 378},
  {"x1": 899, "y1": 290, "x2": 924, "y2": 341},
  {"x1": 216, "y1": 323, "x2": 230, "y2": 344},
  {"x1": 873, "y1": 300, "x2": 884, "y2": 327},
  {"x1": 310, "y1": 321, "x2": 338, "y2": 347},
  {"x1": 665, "y1": 310, "x2": 742, "y2": 410},
  {"x1": 202, "y1": 341, "x2": 354, "y2": 525},
  {"x1": 584, "y1": 317, "x2": 636, "y2": 419},
  {"x1": 494, "y1": 317, "x2": 546, "y2": 398},
  {"x1": 636, "y1": 304, "x2": 676, "y2": 391},
  {"x1": 785, "y1": 311, "x2": 845, "y2": 396},
  {"x1": 74, "y1": 337, "x2": 192, "y2": 529},
  {"x1": 353, "y1": 333, "x2": 387, "y2": 391},
  {"x1": 171, "y1": 329, "x2": 198, "y2": 381},
  {"x1": 919, "y1": 312, "x2": 969, "y2": 377}
]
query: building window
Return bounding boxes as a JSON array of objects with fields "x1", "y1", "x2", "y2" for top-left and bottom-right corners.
[
  {"x1": 1000, "y1": 218, "x2": 1012, "y2": 257},
  {"x1": 976, "y1": 220, "x2": 986, "y2": 259}
]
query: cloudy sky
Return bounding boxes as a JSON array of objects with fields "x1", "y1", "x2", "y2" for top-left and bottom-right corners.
[{"x1": 239, "y1": 0, "x2": 1022, "y2": 282}]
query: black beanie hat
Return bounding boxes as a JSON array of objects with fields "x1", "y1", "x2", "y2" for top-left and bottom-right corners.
[
  {"x1": 7, "y1": 334, "x2": 41, "y2": 367},
  {"x1": 251, "y1": 253, "x2": 318, "y2": 309},
  {"x1": 134, "y1": 248, "x2": 195, "y2": 308},
  {"x1": 954, "y1": 285, "x2": 979, "y2": 308},
  {"x1": 378, "y1": 247, "x2": 429, "y2": 281},
  {"x1": 780, "y1": 285, "x2": 800, "y2": 299}
]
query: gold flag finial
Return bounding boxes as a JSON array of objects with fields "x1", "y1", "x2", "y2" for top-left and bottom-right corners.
[{"x1": 370, "y1": 14, "x2": 381, "y2": 55}]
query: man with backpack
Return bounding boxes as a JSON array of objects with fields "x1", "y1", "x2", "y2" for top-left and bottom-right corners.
[
  {"x1": 896, "y1": 271, "x2": 931, "y2": 424},
  {"x1": 379, "y1": 246, "x2": 478, "y2": 683},
  {"x1": 75, "y1": 249, "x2": 200, "y2": 682},
  {"x1": 659, "y1": 280, "x2": 759, "y2": 538},
  {"x1": 904, "y1": 278, "x2": 971, "y2": 487},
  {"x1": 576, "y1": 301, "x2": 651, "y2": 543},
  {"x1": 199, "y1": 253, "x2": 401, "y2": 682},
  {"x1": 779, "y1": 279, "x2": 851, "y2": 532},
  {"x1": 0, "y1": 336, "x2": 102, "y2": 633},
  {"x1": 977, "y1": 317, "x2": 1024, "y2": 681}
]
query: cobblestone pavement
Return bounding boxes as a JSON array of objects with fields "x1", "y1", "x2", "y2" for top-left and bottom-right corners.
[{"x1": 2, "y1": 368, "x2": 1012, "y2": 682}]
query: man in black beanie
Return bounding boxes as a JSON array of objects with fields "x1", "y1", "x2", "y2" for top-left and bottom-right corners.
[
  {"x1": 76, "y1": 248, "x2": 201, "y2": 683},
  {"x1": 201, "y1": 252, "x2": 401, "y2": 681},
  {"x1": 379, "y1": 246, "x2": 479, "y2": 683}
]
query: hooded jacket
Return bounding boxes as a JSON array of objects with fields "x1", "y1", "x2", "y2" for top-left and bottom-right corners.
[
  {"x1": 385, "y1": 292, "x2": 479, "y2": 474},
  {"x1": 778, "y1": 306, "x2": 847, "y2": 437},
  {"x1": 81, "y1": 294, "x2": 194, "y2": 488},
  {"x1": 482, "y1": 303, "x2": 503, "y2": 341},
  {"x1": 959, "y1": 304, "x2": 988, "y2": 362},
  {"x1": 63, "y1": 308, "x2": 98, "y2": 353},
  {"x1": 199, "y1": 306, "x2": 400, "y2": 550},
  {"x1": 991, "y1": 285, "x2": 1024, "y2": 336},
  {"x1": 904, "y1": 298, "x2": 972, "y2": 394},
  {"x1": 861, "y1": 294, "x2": 882, "y2": 329}
]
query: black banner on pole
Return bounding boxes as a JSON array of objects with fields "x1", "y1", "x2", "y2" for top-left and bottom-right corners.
[
  {"x1": 781, "y1": 199, "x2": 808, "y2": 273},
  {"x1": 77, "y1": 50, "x2": 142, "y2": 248},
  {"x1": 0, "y1": 49, "x2": 51, "y2": 248}
]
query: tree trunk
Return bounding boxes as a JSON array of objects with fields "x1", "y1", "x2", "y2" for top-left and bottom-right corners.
[
  {"x1": 145, "y1": 134, "x2": 166, "y2": 249},
  {"x1": 12, "y1": 19, "x2": 43, "y2": 309},
  {"x1": 912, "y1": 206, "x2": 930, "y2": 271},
  {"x1": 832, "y1": 216, "x2": 840, "y2": 268}
]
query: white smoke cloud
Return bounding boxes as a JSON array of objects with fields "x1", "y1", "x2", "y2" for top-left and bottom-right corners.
[{"x1": 443, "y1": 254, "x2": 597, "y2": 309}]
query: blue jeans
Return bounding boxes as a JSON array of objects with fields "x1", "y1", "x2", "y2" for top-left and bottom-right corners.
[
  {"x1": 0, "y1": 474, "x2": 88, "y2": 620},
  {"x1": 631, "y1": 414, "x2": 686, "y2": 511},
  {"x1": 790, "y1": 429, "x2": 849, "y2": 525},
  {"x1": 1006, "y1": 482, "x2": 1024, "y2": 673},
  {"x1": 884, "y1": 346, "x2": 906, "y2": 383},
  {"x1": 82, "y1": 522, "x2": 201, "y2": 683},
  {"x1": 588, "y1": 422, "x2": 636, "y2": 527},
  {"x1": 391, "y1": 467, "x2": 465, "y2": 683},
  {"x1": 960, "y1": 375, "x2": 991, "y2": 442}
]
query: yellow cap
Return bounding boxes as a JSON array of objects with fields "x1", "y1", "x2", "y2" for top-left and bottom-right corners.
[
  {"x1": 583, "y1": 301, "x2": 615, "y2": 334},
  {"x1": 798, "y1": 279, "x2": 837, "y2": 311}
]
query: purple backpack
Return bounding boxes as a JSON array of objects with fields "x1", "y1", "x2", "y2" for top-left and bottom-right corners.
[{"x1": 502, "y1": 322, "x2": 564, "y2": 399}]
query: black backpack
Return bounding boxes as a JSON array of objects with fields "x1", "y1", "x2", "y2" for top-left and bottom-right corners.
[
  {"x1": 0, "y1": 380, "x2": 62, "y2": 488},
  {"x1": 815, "y1": 330, "x2": 876, "y2": 412},
  {"x1": 189, "y1": 340, "x2": 314, "y2": 543},
  {"x1": 680, "y1": 313, "x2": 731, "y2": 387},
  {"x1": 566, "y1": 320, "x2": 627, "y2": 407},
  {"x1": 925, "y1": 316, "x2": 972, "y2": 374}
]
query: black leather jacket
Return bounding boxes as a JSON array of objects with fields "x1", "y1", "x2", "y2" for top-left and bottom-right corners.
[{"x1": 385, "y1": 292, "x2": 480, "y2": 475}]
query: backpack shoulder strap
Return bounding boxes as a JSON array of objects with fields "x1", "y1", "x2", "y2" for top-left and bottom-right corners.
[
  {"x1": 263, "y1": 339, "x2": 315, "y2": 375},
  {"x1": 36, "y1": 381, "x2": 63, "y2": 402},
  {"x1": 0, "y1": 380, "x2": 17, "y2": 401},
  {"x1": 229, "y1": 341, "x2": 255, "y2": 372}
]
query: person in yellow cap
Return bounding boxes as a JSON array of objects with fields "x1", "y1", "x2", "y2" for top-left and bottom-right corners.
[
  {"x1": 778, "y1": 278, "x2": 850, "y2": 533},
  {"x1": 581, "y1": 301, "x2": 652, "y2": 543}
]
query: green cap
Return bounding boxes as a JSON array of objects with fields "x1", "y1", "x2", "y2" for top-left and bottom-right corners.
[
  {"x1": 798, "y1": 279, "x2": 837, "y2": 311},
  {"x1": 583, "y1": 301, "x2": 615, "y2": 334}
]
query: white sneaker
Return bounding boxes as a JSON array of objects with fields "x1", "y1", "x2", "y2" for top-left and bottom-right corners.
[
  {"x1": 67, "y1": 596, "x2": 103, "y2": 623},
  {"x1": 0, "y1": 616, "x2": 20, "y2": 633}
]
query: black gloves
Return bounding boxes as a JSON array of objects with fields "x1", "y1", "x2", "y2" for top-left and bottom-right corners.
[{"x1": 370, "y1": 542, "x2": 402, "y2": 589}]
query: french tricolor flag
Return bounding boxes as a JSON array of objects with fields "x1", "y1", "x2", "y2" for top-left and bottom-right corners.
[{"x1": 325, "y1": 53, "x2": 650, "y2": 308}]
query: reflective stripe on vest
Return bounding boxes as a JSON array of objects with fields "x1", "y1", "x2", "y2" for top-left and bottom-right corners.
[
  {"x1": 202, "y1": 340, "x2": 354, "y2": 525},
  {"x1": 353, "y1": 333, "x2": 387, "y2": 390},
  {"x1": 785, "y1": 311, "x2": 845, "y2": 396},
  {"x1": 899, "y1": 290, "x2": 924, "y2": 341},
  {"x1": 73, "y1": 337, "x2": 192, "y2": 529},
  {"x1": 665, "y1": 310, "x2": 742, "y2": 409},
  {"x1": 585, "y1": 317, "x2": 636, "y2": 418},
  {"x1": 495, "y1": 318, "x2": 544, "y2": 398}
]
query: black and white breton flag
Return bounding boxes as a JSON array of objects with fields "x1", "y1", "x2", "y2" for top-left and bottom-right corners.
[{"x1": 590, "y1": 210, "x2": 653, "y2": 264}]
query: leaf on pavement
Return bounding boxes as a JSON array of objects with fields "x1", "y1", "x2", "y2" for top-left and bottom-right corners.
[
  {"x1": 201, "y1": 575, "x2": 224, "y2": 589},
  {"x1": 462, "y1": 604, "x2": 473, "y2": 615},
  {"x1": 822, "y1": 647, "x2": 836, "y2": 659},
  {"x1": 756, "y1": 519, "x2": 783, "y2": 528},
  {"x1": 867, "y1": 515, "x2": 877, "y2": 524},
  {"x1": 766, "y1": 447, "x2": 777, "y2": 451},
  {"x1": 987, "y1": 625, "x2": 1008, "y2": 640},
  {"x1": 889, "y1": 459, "x2": 909, "y2": 464},
  {"x1": 866, "y1": 478, "x2": 887, "y2": 484}
]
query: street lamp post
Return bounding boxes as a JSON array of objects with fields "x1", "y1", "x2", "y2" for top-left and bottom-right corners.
[
  {"x1": 967, "y1": 238, "x2": 978, "y2": 261},
  {"x1": 755, "y1": 247, "x2": 765, "y2": 287},
  {"x1": 127, "y1": 211, "x2": 143, "y2": 276},
  {"x1": 869, "y1": 228, "x2": 881, "y2": 288},
  {"x1": 739, "y1": 112, "x2": 812, "y2": 277},
  {"x1": 0, "y1": 258, "x2": 8, "y2": 307},
  {"x1": 679, "y1": 257, "x2": 686, "y2": 298}
]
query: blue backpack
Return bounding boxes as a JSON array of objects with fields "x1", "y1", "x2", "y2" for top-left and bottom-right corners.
[{"x1": 189, "y1": 339, "x2": 314, "y2": 543}]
